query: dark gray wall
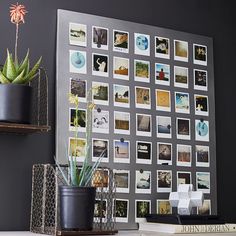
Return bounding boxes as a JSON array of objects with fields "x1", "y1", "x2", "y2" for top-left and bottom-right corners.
[{"x1": 0, "y1": 0, "x2": 235, "y2": 231}]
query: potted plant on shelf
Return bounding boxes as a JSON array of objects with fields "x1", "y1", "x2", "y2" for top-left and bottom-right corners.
[
  {"x1": 55, "y1": 91, "x2": 105, "y2": 231},
  {"x1": 0, "y1": 3, "x2": 42, "y2": 124}
]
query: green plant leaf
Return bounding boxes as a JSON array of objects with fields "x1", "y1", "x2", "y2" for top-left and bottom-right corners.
[
  {"x1": 2, "y1": 58, "x2": 8, "y2": 77},
  {"x1": 6, "y1": 49, "x2": 17, "y2": 81},
  {"x1": 70, "y1": 157, "x2": 79, "y2": 186},
  {"x1": 0, "y1": 71, "x2": 11, "y2": 84},
  {"x1": 18, "y1": 49, "x2": 29, "y2": 74},
  {"x1": 24, "y1": 56, "x2": 42, "y2": 83},
  {"x1": 12, "y1": 69, "x2": 26, "y2": 84}
]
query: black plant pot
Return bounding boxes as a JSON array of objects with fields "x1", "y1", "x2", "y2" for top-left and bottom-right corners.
[
  {"x1": 0, "y1": 84, "x2": 32, "y2": 124},
  {"x1": 59, "y1": 186, "x2": 96, "y2": 231}
]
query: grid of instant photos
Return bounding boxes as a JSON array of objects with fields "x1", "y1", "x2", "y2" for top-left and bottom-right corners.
[{"x1": 56, "y1": 9, "x2": 216, "y2": 229}]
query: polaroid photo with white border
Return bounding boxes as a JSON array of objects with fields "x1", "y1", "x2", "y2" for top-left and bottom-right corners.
[
  {"x1": 114, "y1": 111, "x2": 130, "y2": 135},
  {"x1": 196, "y1": 172, "x2": 210, "y2": 194},
  {"x1": 195, "y1": 94, "x2": 209, "y2": 116},
  {"x1": 113, "y1": 169, "x2": 130, "y2": 193},
  {"x1": 157, "y1": 142, "x2": 172, "y2": 165},
  {"x1": 92, "y1": 169, "x2": 109, "y2": 192},
  {"x1": 196, "y1": 145, "x2": 210, "y2": 167},
  {"x1": 135, "y1": 200, "x2": 151, "y2": 223},
  {"x1": 156, "y1": 116, "x2": 172, "y2": 138},
  {"x1": 113, "y1": 57, "x2": 129, "y2": 80},
  {"x1": 92, "y1": 109, "x2": 109, "y2": 134},
  {"x1": 193, "y1": 44, "x2": 207, "y2": 66},
  {"x1": 114, "y1": 199, "x2": 129, "y2": 223},
  {"x1": 92, "y1": 82, "x2": 109, "y2": 106},
  {"x1": 134, "y1": 33, "x2": 150, "y2": 56},
  {"x1": 194, "y1": 69, "x2": 208, "y2": 91},
  {"x1": 177, "y1": 171, "x2": 192, "y2": 186},
  {"x1": 174, "y1": 66, "x2": 189, "y2": 88},
  {"x1": 68, "y1": 137, "x2": 86, "y2": 162},
  {"x1": 197, "y1": 199, "x2": 211, "y2": 215},
  {"x1": 136, "y1": 113, "x2": 152, "y2": 137},
  {"x1": 69, "y1": 108, "x2": 86, "y2": 132},
  {"x1": 113, "y1": 139, "x2": 130, "y2": 164},
  {"x1": 176, "y1": 118, "x2": 191, "y2": 140},
  {"x1": 155, "y1": 36, "x2": 170, "y2": 59},
  {"x1": 135, "y1": 170, "x2": 151, "y2": 194},
  {"x1": 113, "y1": 84, "x2": 130, "y2": 108},
  {"x1": 69, "y1": 23, "x2": 87, "y2": 47},
  {"x1": 92, "y1": 138, "x2": 109, "y2": 163},
  {"x1": 174, "y1": 39, "x2": 188, "y2": 62},
  {"x1": 92, "y1": 53, "x2": 109, "y2": 77},
  {"x1": 69, "y1": 78, "x2": 87, "y2": 103},
  {"x1": 113, "y1": 30, "x2": 129, "y2": 53},
  {"x1": 195, "y1": 119, "x2": 209, "y2": 142},
  {"x1": 175, "y1": 92, "x2": 190, "y2": 114},
  {"x1": 94, "y1": 199, "x2": 108, "y2": 222},
  {"x1": 136, "y1": 141, "x2": 152, "y2": 165},
  {"x1": 135, "y1": 86, "x2": 151, "y2": 109},
  {"x1": 92, "y1": 26, "x2": 108, "y2": 50},
  {"x1": 134, "y1": 59, "x2": 150, "y2": 83},
  {"x1": 177, "y1": 144, "x2": 192, "y2": 167},
  {"x1": 156, "y1": 89, "x2": 171, "y2": 112},
  {"x1": 155, "y1": 63, "x2": 170, "y2": 86},
  {"x1": 69, "y1": 50, "x2": 87, "y2": 74},
  {"x1": 156, "y1": 199, "x2": 172, "y2": 214},
  {"x1": 157, "y1": 170, "x2": 172, "y2": 193}
]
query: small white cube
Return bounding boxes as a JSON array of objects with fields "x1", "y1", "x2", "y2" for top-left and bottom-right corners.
[
  {"x1": 178, "y1": 184, "x2": 192, "y2": 199},
  {"x1": 178, "y1": 199, "x2": 191, "y2": 215},
  {"x1": 191, "y1": 191, "x2": 204, "y2": 207},
  {"x1": 169, "y1": 192, "x2": 179, "y2": 207}
]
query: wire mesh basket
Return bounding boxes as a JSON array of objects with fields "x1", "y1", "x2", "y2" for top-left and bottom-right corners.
[{"x1": 30, "y1": 164, "x2": 116, "y2": 235}]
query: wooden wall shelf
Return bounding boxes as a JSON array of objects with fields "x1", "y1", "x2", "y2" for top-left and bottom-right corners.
[{"x1": 0, "y1": 122, "x2": 51, "y2": 134}]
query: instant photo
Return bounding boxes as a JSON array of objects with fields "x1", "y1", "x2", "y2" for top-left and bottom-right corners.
[
  {"x1": 195, "y1": 119, "x2": 209, "y2": 142},
  {"x1": 136, "y1": 141, "x2": 152, "y2": 164},
  {"x1": 69, "y1": 50, "x2": 87, "y2": 74},
  {"x1": 92, "y1": 139, "x2": 109, "y2": 163},
  {"x1": 92, "y1": 53, "x2": 109, "y2": 77},
  {"x1": 156, "y1": 116, "x2": 172, "y2": 138},
  {"x1": 114, "y1": 84, "x2": 130, "y2": 108},
  {"x1": 114, "y1": 199, "x2": 129, "y2": 223},
  {"x1": 176, "y1": 118, "x2": 191, "y2": 140},
  {"x1": 196, "y1": 172, "x2": 210, "y2": 194},
  {"x1": 70, "y1": 78, "x2": 87, "y2": 102},
  {"x1": 175, "y1": 92, "x2": 190, "y2": 114},
  {"x1": 156, "y1": 89, "x2": 171, "y2": 112},
  {"x1": 155, "y1": 36, "x2": 170, "y2": 59},
  {"x1": 68, "y1": 137, "x2": 86, "y2": 161},
  {"x1": 134, "y1": 60, "x2": 150, "y2": 83},
  {"x1": 113, "y1": 30, "x2": 129, "y2": 53},
  {"x1": 196, "y1": 145, "x2": 210, "y2": 167},
  {"x1": 174, "y1": 40, "x2": 188, "y2": 62},
  {"x1": 157, "y1": 142, "x2": 172, "y2": 165},
  {"x1": 174, "y1": 66, "x2": 188, "y2": 88},
  {"x1": 135, "y1": 170, "x2": 151, "y2": 194},
  {"x1": 157, "y1": 170, "x2": 172, "y2": 193},
  {"x1": 136, "y1": 113, "x2": 152, "y2": 137},
  {"x1": 94, "y1": 199, "x2": 107, "y2": 222},
  {"x1": 194, "y1": 69, "x2": 208, "y2": 91},
  {"x1": 177, "y1": 144, "x2": 192, "y2": 167},
  {"x1": 92, "y1": 110, "x2": 109, "y2": 134},
  {"x1": 92, "y1": 169, "x2": 109, "y2": 190},
  {"x1": 114, "y1": 169, "x2": 130, "y2": 193},
  {"x1": 155, "y1": 63, "x2": 170, "y2": 86},
  {"x1": 135, "y1": 86, "x2": 151, "y2": 109},
  {"x1": 114, "y1": 140, "x2": 130, "y2": 163},
  {"x1": 114, "y1": 111, "x2": 130, "y2": 135},
  {"x1": 135, "y1": 200, "x2": 151, "y2": 222},
  {"x1": 69, "y1": 108, "x2": 86, "y2": 132},
  {"x1": 194, "y1": 44, "x2": 207, "y2": 66},
  {"x1": 177, "y1": 171, "x2": 191, "y2": 185},
  {"x1": 69, "y1": 23, "x2": 87, "y2": 47},
  {"x1": 113, "y1": 57, "x2": 129, "y2": 80},
  {"x1": 198, "y1": 200, "x2": 211, "y2": 215},
  {"x1": 92, "y1": 26, "x2": 108, "y2": 50},
  {"x1": 92, "y1": 82, "x2": 109, "y2": 106},
  {"x1": 157, "y1": 200, "x2": 172, "y2": 214},
  {"x1": 134, "y1": 33, "x2": 150, "y2": 56},
  {"x1": 195, "y1": 95, "x2": 209, "y2": 116}
]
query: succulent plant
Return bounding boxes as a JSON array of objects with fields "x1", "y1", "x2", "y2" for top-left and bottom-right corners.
[{"x1": 0, "y1": 49, "x2": 42, "y2": 84}]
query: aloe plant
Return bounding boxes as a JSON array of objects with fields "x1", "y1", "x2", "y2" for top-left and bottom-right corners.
[{"x1": 0, "y1": 49, "x2": 42, "y2": 84}]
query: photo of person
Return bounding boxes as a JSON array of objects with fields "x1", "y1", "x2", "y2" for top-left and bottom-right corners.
[
  {"x1": 175, "y1": 92, "x2": 190, "y2": 113},
  {"x1": 198, "y1": 200, "x2": 211, "y2": 215},
  {"x1": 68, "y1": 137, "x2": 86, "y2": 161},
  {"x1": 92, "y1": 26, "x2": 108, "y2": 50},
  {"x1": 174, "y1": 40, "x2": 188, "y2": 62},
  {"x1": 176, "y1": 118, "x2": 191, "y2": 140},
  {"x1": 92, "y1": 53, "x2": 108, "y2": 77},
  {"x1": 136, "y1": 141, "x2": 152, "y2": 164},
  {"x1": 157, "y1": 142, "x2": 172, "y2": 165},
  {"x1": 194, "y1": 69, "x2": 208, "y2": 91},
  {"x1": 113, "y1": 30, "x2": 129, "y2": 53},
  {"x1": 114, "y1": 169, "x2": 130, "y2": 193},
  {"x1": 114, "y1": 111, "x2": 130, "y2": 135},
  {"x1": 70, "y1": 50, "x2": 87, "y2": 74},
  {"x1": 113, "y1": 57, "x2": 129, "y2": 80},
  {"x1": 114, "y1": 199, "x2": 129, "y2": 222},
  {"x1": 69, "y1": 23, "x2": 87, "y2": 47},
  {"x1": 156, "y1": 89, "x2": 171, "y2": 112},
  {"x1": 70, "y1": 78, "x2": 87, "y2": 102},
  {"x1": 134, "y1": 33, "x2": 150, "y2": 56},
  {"x1": 177, "y1": 172, "x2": 191, "y2": 185},
  {"x1": 194, "y1": 44, "x2": 207, "y2": 66},
  {"x1": 135, "y1": 200, "x2": 151, "y2": 222},
  {"x1": 92, "y1": 139, "x2": 109, "y2": 163},
  {"x1": 92, "y1": 82, "x2": 109, "y2": 106},
  {"x1": 174, "y1": 66, "x2": 188, "y2": 88},
  {"x1": 196, "y1": 145, "x2": 210, "y2": 167},
  {"x1": 114, "y1": 140, "x2": 130, "y2": 163},
  {"x1": 135, "y1": 170, "x2": 151, "y2": 194},
  {"x1": 134, "y1": 60, "x2": 150, "y2": 82},
  {"x1": 157, "y1": 200, "x2": 172, "y2": 214},
  {"x1": 177, "y1": 144, "x2": 192, "y2": 167},
  {"x1": 156, "y1": 116, "x2": 172, "y2": 138},
  {"x1": 155, "y1": 63, "x2": 170, "y2": 86},
  {"x1": 92, "y1": 110, "x2": 109, "y2": 133},
  {"x1": 136, "y1": 114, "x2": 152, "y2": 136},
  {"x1": 155, "y1": 36, "x2": 170, "y2": 59},
  {"x1": 69, "y1": 108, "x2": 86, "y2": 132},
  {"x1": 135, "y1": 86, "x2": 151, "y2": 109},
  {"x1": 195, "y1": 95, "x2": 209, "y2": 116},
  {"x1": 114, "y1": 84, "x2": 129, "y2": 108},
  {"x1": 195, "y1": 119, "x2": 209, "y2": 142},
  {"x1": 196, "y1": 172, "x2": 210, "y2": 193},
  {"x1": 157, "y1": 170, "x2": 172, "y2": 192}
]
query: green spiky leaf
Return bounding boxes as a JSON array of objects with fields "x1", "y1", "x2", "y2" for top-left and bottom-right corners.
[
  {"x1": 18, "y1": 49, "x2": 29, "y2": 74},
  {"x1": 12, "y1": 69, "x2": 26, "y2": 84},
  {"x1": 0, "y1": 71, "x2": 11, "y2": 84},
  {"x1": 6, "y1": 49, "x2": 17, "y2": 81},
  {"x1": 2, "y1": 58, "x2": 8, "y2": 77},
  {"x1": 24, "y1": 56, "x2": 42, "y2": 83}
]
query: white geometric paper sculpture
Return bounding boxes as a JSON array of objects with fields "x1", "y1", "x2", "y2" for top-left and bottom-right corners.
[{"x1": 169, "y1": 184, "x2": 204, "y2": 215}]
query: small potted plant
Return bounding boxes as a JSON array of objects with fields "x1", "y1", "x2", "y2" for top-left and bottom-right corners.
[
  {"x1": 56, "y1": 91, "x2": 105, "y2": 231},
  {"x1": 0, "y1": 3, "x2": 42, "y2": 124}
]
